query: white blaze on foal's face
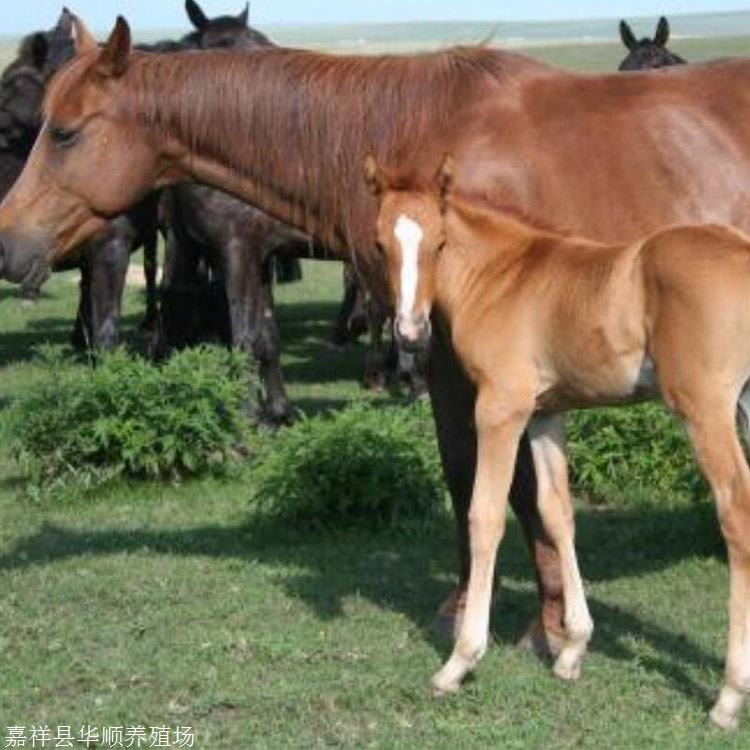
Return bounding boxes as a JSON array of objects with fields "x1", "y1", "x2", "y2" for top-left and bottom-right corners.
[
  {"x1": 372, "y1": 187, "x2": 443, "y2": 349},
  {"x1": 394, "y1": 214, "x2": 423, "y2": 320}
]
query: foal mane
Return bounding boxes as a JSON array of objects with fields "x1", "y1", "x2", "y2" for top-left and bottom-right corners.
[{"x1": 47, "y1": 44, "x2": 540, "y2": 258}]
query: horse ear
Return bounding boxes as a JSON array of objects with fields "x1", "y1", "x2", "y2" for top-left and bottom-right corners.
[
  {"x1": 238, "y1": 3, "x2": 250, "y2": 26},
  {"x1": 186, "y1": 0, "x2": 209, "y2": 32},
  {"x1": 29, "y1": 33, "x2": 49, "y2": 71},
  {"x1": 71, "y1": 15, "x2": 98, "y2": 56},
  {"x1": 619, "y1": 20, "x2": 637, "y2": 51},
  {"x1": 436, "y1": 155, "x2": 454, "y2": 204},
  {"x1": 654, "y1": 16, "x2": 670, "y2": 47},
  {"x1": 363, "y1": 154, "x2": 386, "y2": 196},
  {"x1": 97, "y1": 16, "x2": 131, "y2": 78},
  {"x1": 57, "y1": 8, "x2": 74, "y2": 36}
]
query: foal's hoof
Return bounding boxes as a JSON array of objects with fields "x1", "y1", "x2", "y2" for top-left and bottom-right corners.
[
  {"x1": 431, "y1": 675, "x2": 461, "y2": 698},
  {"x1": 709, "y1": 705, "x2": 739, "y2": 731},
  {"x1": 710, "y1": 686, "x2": 745, "y2": 730},
  {"x1": 517, "y1": 616, "x2": 565, "y2": 660},
  {"x1": 552, "y1": 657, "x2": 581, "y2": 682}
]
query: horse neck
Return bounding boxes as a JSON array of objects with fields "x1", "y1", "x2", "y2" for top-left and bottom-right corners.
[
  {"x1": 123, "y1": 47, "x2": 508, "y2": 260},
  {"x1": 434, "y1": 195, "x2": 543, "y2": 319}
]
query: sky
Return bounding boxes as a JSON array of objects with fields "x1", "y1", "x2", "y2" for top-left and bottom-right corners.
[{"x1": 4, "y1": 1, "x2": 750, "y2": 34}]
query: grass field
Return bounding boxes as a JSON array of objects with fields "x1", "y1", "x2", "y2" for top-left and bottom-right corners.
[{"x1": 2, "y1": 27, "x2": 750, "y2": 750}]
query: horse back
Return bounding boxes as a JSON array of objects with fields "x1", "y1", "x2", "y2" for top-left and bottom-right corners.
[{"x1": 457, "y1": 57, "x2": 750, "y2": 244}]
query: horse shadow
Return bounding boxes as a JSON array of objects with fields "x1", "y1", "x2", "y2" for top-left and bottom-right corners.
[{"x1": 0, "y1": 499, "x2": 726, "y2": 707}]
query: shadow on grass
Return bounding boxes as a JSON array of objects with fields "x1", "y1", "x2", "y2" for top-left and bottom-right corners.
[
  {"x1": 0, "y1": 286, "x2": 55, "y2": 303},
  {"x1": 0, "y1": 500, "x2": 726, "y2": 707},
  {"x1": 0, "y1": 312, "x2": 152, "y2": 368}
]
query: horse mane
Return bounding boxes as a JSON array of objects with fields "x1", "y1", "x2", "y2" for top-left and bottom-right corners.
[{"x1": 46, "y1": 45, "x2": 541, "y2": 259}]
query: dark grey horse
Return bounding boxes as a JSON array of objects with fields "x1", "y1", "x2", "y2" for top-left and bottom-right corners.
[
  {"x1": 157, "y1": 1, "x2": 319, "y2": 424},
  {"x1": 619, "y1": 17, "x2": 686, "y2": 71}
]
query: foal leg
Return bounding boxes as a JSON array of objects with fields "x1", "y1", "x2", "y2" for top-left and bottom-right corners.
[
  {"x1": 432, "y1": 393, "x2": 531, "y2": 694},
  {"x1": 427, "y1": 326, "x2": 566, "y2": 651},
  {"x1": 678, "y1": 401, "x2": 750, "y2": 729},
  {"x1": 529, "y1": 415, "x2": 593, "y2": 680}
]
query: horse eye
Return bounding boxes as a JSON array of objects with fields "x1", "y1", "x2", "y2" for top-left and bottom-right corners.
[
  {"x1": 375, "y1": 241, "x2": 386, "y2": 256},
  {"x1": 49, "y1": 125, "x2": 79, "y2": 148}
]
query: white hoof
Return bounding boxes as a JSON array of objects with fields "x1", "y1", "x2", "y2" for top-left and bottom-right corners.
[
  {"x1": 709, "y1": 704, "x2": 739, "y2": 731},
  {"x1": 553, "y1": 656, "x2": 581, "y2": 681},
  {"x1": 431, "y1": 674, "x2": 461, "y2": 697}
]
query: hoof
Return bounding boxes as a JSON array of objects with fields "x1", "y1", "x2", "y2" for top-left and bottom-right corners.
[
  {"x1": 709, "y1": 705, "x2": 739, "y2": 731},
  {"x1": 362, "y1": 373, "x2": 387, "y2": 392},
  {"x1": 517, "y1": 616, "x2": 565, "y2": 660},
  {"x1": 710, "y1": 686, "x2": 745, "y2": 730},
  {"x1": 553, "y1": 657, "x2": 581, "y2": 681},
  {"x1": 431, "y1": 675, "x2": 461, "y2": 698}
]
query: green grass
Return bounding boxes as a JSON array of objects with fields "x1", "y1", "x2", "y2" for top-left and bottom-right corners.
[
  {"x1": 0, "y1": 265, "x2": 747, "y2": 747},
  {"x1": 2, "y1": 32, "x2": 750, "y2": 748}
]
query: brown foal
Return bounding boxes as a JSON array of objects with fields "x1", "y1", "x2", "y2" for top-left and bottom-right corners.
[{"x1": 366, "y1": 155, "x2": 750, "y2": 730}]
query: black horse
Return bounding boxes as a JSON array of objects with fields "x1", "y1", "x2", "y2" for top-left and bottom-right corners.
[
  {"x1": 156, "y1": 0, "x2": 323, "y2": 424},
  {"x1": 618, "y1": 16, "x2": 686, "y2": 71}
]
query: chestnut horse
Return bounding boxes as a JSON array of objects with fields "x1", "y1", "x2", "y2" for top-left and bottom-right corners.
[
  {"x1": 5, "y1": 15, "x2": 750, "y2": 669},
  {"x1": 367, "y1": 154, "x2": 750, "y2": 729}
]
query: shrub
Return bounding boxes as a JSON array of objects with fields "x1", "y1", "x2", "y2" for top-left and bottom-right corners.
[
  {"x1": 250, "y1": 401, "x2": 445, "y2": 527},
  {"x1": 10, "y1": 345, "x2": 253, "y2": 496},
  {"x1": 566, "y1": 403, "x2": 706, "y2": 506}
]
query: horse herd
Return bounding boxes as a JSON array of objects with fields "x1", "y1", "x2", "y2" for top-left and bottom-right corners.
[{"x1": 2, "y1": 4, "x2": 749, "y2": 731}]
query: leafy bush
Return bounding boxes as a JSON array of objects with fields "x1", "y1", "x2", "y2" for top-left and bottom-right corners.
[
  {"x1": 11, "y1": 346, "x2": 252, "y2": 496},
  {"x1": 250, "y1": 401, "x2": 445, "y2": 527},
  {"x1": 566, "y1": 403, "x2": 706, "y2": 506}
]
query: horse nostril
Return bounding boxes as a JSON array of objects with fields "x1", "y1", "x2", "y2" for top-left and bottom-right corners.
[{"x1": 396, "y1": 315, "x2": 431, "y2": 351}]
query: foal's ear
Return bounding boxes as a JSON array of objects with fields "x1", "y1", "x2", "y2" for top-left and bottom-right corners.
[
  {"x1": 71, "y1": 15, "x2": 98, "y2": 56},
  {"x1": 238, "y1": 3, "x2": 250, "y2": 27},
  {"x1": 436, "y1": 155, "x2": 455, "y2": 204},
  {"x1": 619, "y1": 20, "x2": 637, "y2": 51},
  {"x1": 186, "y1": 0, "x2": 210, "y2": 32},
  {"x1": 654, "y1": 16, "x2": 670, "y2": 47},
  {"x1": 97, "y1": 16, "x2": 131, "y2": 78},
  {"x1": 363, "y1": 154, "x2": 386, "y2": 196}
]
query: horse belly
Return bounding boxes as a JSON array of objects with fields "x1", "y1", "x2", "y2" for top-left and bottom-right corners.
[{"x1": 536, "y1": 347, "x2": 657, "y2": 412}]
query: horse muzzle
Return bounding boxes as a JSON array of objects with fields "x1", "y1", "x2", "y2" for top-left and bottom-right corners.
[
  {"x1": 0, "y1": 228, "x2": 49, "y2": 285},
  {"x1": 395, "y1": 314, "x2": 432, "y2": 352}
]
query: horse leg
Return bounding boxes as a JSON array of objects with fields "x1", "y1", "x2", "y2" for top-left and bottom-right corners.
[
  {"x1": 428, "y1": 326, "x2": 566, "y2": 655},
  {"x1": 223, "y1": 242, "x2": 291, "y2": 424},
  {"x1": 677, "y1": 396, "x2": 750, "y2": 730},
  {"x1": 332, "y1": 262, "x2": 362, "y2": 345},
  {"x1": 257, "y1": 257, "x2": 292, "y2": 423},
  {"x1": 88, "y1": 231, "x2": 131, "y2": 350},
  {"x1": 71, "y1": 261, "x2": 93, "y2": 351},
  {"x1": 141, "y1": 221, "x2": 159, "y2": 334},
  {"x1": 363, "y1": 296, "x2": 389, "y2": 391},
  {"x1": 529, "y1": 415, "x2": 593, "y2": 679},
  {"x1": 432, "y1": 389, "x2": 531, "y2": 693}
]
